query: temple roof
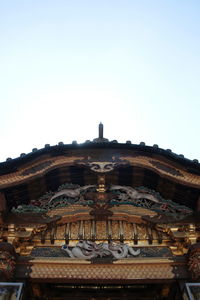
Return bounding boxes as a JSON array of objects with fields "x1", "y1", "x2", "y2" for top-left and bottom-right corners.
[
  {"x1": 0, "y1": 141, "x2": 200, "y2": 171},
  {"x1": 0, "y1": 124, "x2": 199, "y2": 212},
  {"x1": 1, "y1": 123, "x2": 199, "y2": 169}
]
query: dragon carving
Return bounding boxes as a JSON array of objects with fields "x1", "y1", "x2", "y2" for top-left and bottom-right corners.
[{"x1": 62, "y1": 240, "x2": 140, "y2": 259}]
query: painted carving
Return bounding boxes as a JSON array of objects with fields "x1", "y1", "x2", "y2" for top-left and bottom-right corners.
[
  {"x1": 110, "y1": 185, "x2": 192, "y2": 220},
  {"x1": 12, "y1": 184, "x2": 95, "y2": 213},
  {"x1": 188, "y1": 243, "x2": 200, "y2": 279},
  {"x1": 87, "y1": 162, "x2": 117, "y2": 173},
  {"x1": 0, "y1": 243, "x2": 16, "y2": 280},
  {"x1": 12, "y1": 183, "x2": 192, "y2": 220},
  {"x1": 110, "y1": 185, "x2": 160, "y2": 203},
  {"x1": 49, "y1": 185, "x2": 94, "y2": 202},
  {"x1": 75, "y1": 156, "x2": 129, "y2": 173},
  {"x1": 62, "y1": 240, "x2": 140, "y2": 259},
  {"x1": 12, "y1": 204, "x2": 47, "y2": 213},
  {"x1": 32, "y1": 246, "x2": 172, "y2": 258}
]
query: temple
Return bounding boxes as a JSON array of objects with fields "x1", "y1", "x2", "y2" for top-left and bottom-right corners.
[{"x1": 0, "y1": 124, "x2": 200, "y2": 299}]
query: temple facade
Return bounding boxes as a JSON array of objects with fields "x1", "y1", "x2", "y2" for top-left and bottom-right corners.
[{"x1": 0, "y1": 124, "x2": 200, "y2": 299}]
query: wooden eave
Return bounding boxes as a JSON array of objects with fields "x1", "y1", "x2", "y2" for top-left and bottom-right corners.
[{"x1": 0, "y1": 143, "x2": 199, "y2": 211}]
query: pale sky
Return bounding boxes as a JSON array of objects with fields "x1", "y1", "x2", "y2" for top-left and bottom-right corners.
[{"x1": 0, "y1": 1, "x2": 200, "y2": 163}]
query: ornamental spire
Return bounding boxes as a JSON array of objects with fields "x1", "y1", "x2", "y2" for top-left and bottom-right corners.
[
  {"x1": 93, "y1": 123, "x2": 109, "y2": 143},
  {"x1": 99, "y1": 122, "x2": 103, "y2": 139}
]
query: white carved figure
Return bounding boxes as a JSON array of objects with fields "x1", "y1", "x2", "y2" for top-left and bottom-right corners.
[
  {"x1": 110, "y1": 185, "x2": 159, "y2": 203},
  {"x1": 62, "y1": 240, "x2": 140, "y2": 259},
  {"x1": 87, "y1": 162, "x2": 117, "y2": 173},
  {"x1": 49, "y1": 185, "x2": 95, "y2": 202}
]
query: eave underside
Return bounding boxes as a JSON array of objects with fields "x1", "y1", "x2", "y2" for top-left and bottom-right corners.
[{"x1": 2, "y1": 164, "x2": 199, "y2": 211}]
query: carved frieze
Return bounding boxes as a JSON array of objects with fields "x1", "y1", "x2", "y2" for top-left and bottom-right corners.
[
  {"x1": 11, "y1": 183, "x2": 193, "y2": 221},
  {"x1": 31, "y1": 245, "x2": 173, "y2": 259},
  {"x1": 62, "y1": 240, "x2": 140, "y2": 259}
]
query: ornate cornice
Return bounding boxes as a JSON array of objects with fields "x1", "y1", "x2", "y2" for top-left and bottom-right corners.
[{"x1": 0, "y1": 153, "x2": 199, "y2": 189}]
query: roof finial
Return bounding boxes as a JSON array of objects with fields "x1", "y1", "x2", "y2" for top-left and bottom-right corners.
[
  {"x1": 99, "y1": 122, "x2": 103, "y2": 139},
  {"x1": 93, "y1": 123, "x2": 109, "y2": 143}
]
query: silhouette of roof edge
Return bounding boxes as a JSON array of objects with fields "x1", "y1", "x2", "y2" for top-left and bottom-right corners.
[{"x1": 0, "y1": 141, "x2": 199, "y2": 171}]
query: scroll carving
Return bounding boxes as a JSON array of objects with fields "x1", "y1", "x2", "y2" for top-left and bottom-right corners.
[{"x1": 75, "y1": 156, "x2": 129, "y2": 173}]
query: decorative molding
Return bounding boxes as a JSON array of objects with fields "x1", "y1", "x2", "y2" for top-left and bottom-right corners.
[
  {"x1": 21, "y1": 160, "x2": 54, "y2": 176},
  {"x1": 0, "y1": 155, "x2": 200, "y2": 188},
  {"x1": 121, "y1": 155, "x2": 200, "y2": 188},
  {"x1": 17, "y1": 260, "x2": 187, "y2": 280},
  {"x1": 149, "y1": 160, "x2": 183, "y2": 177}
]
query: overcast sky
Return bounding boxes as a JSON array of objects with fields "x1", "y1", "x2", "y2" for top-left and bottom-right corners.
[{"x1": 0, "y1": 1, "x2": 199, "y2": 163}]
